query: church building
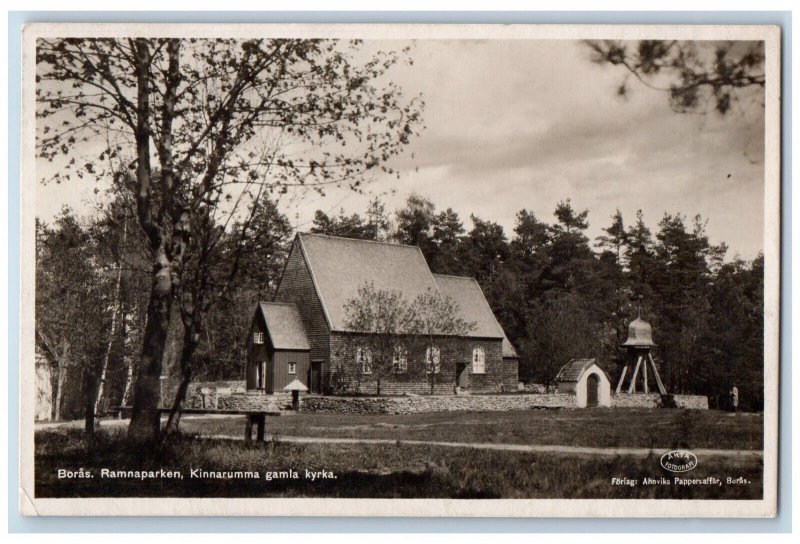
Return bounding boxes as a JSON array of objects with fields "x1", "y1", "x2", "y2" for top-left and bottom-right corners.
[{"x1": 246, "y1": 233, "x2": 519, "y2": 395}]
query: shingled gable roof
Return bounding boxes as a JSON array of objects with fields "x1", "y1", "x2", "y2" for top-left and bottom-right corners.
[
  {"x1": 555, "y1": 358, "x2": 610, "y2": 383},
  {"x1": 501, "y1": 337, "x2": 519, "y2": 359},
  {"x1": 292, "y1": 234, "x2": 516, "y2": 353},
  {"x1": 257, "y1": 302, "x2": 310, "y2": 351},
  {"x1": 296, "y1": 233, "x2": 440, "y2": 332},
  {"x1": 432, "y1": 274, "x2": 504, "y2": 340},
  {"x1": 432, "y1": 274, "x2": 518, "y2": 357}
]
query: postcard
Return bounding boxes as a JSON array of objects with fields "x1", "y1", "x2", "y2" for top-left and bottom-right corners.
[{"x1": 18, "y1": 22, "x2": 780, "y2": 517}]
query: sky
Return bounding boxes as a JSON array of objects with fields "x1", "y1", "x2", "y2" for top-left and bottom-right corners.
[{"x1": 36, "y1": 39, "x2": 766, "y2": 260}]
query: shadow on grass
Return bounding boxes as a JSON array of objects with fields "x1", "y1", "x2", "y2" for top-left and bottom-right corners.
[{"x1": 177, "y1": 407, "x2": 764, "y2": 451}]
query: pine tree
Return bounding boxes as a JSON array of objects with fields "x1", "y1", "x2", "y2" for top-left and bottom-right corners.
[{"x1": 596, "y1": 209, "x2": 627, "y2": 267}]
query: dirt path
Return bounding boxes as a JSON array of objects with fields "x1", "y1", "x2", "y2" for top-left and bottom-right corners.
[
  {"x1": 33, "y1": 414, "x2": 232, "y2": 431},
  {"x1": 204, "y1": 433, "x2": 763, "y2": 459}
]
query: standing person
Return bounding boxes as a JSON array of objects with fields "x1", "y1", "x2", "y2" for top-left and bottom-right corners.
[{"x1": 731, "y1": 384, "x2": 739, "y2": 413}]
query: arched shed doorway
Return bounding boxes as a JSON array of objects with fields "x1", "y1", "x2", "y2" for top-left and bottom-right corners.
[{"x1": 586, "y1": 374, "x2": 600, "y2": 407}]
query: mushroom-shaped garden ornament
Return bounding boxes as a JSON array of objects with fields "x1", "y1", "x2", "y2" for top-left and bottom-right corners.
[{"x1": 283, "y1": 379, "x2": 309, "y2": 410}]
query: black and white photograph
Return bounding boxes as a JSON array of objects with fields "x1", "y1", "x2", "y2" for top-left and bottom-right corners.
[{"x1": 18, "y1": 23, "x2": 781, "y2": 517}]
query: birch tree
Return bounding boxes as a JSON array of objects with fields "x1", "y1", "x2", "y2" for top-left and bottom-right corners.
[
  {"x1": 343, "y1": 282, "x2": 415, "y2": 396},
  {"x1": 35, "y1": 212, "x2": 109, "y2": 422},
  {"x1": 408, "y1": 289, "x2": 474, "y2": 395},
  {"x1": 37, "y1": 38, "x2": 423, "y2": 440}
]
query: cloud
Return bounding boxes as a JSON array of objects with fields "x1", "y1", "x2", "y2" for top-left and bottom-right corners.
[
  {"x1": 36, "y1": 38, "x2": 767, "y2": 259},
  {"x1": 354, "y1": 39, "x2": 766, "y2": 258}
]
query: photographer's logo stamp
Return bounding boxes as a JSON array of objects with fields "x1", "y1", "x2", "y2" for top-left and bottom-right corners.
[{"x1": 660, "y1": 450, "x2": 698, "y2": 473}]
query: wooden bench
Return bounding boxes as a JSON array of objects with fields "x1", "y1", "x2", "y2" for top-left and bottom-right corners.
[{"x1": 112, "y1": 407, "x2": 284, "y2": 443}]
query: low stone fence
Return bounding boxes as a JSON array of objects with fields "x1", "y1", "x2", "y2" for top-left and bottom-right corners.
[
  {"x1": 302, "y1": 393, "x2": 577, "y2": 414},
  {"x1": 159, "y1": 379, "x2": 247, "y2": 410},
  {"x1": 611, "y1": 393, "x2": 709, "y2": 410},
  {"x1": 520, "y1": 383, "x2": 550, "y2": 394},
  {"x1": 160, "y1": 379, "x2": 297, "y2": 411},
  {"x1": 217, "y1": 392, "x2": 293, "y2": 412},
  {"x1": 302, "y1": 392, "x2": 709, "y2": 414},
  {"x1": 673, "y1": 395, "x2": 710, "y2": 409},
  {"x1": 177, "y1": 381, "x2": 294, "y2": 412},
  {"x1": 161, "y1": 378, "x2": 708, "y2": 414}
]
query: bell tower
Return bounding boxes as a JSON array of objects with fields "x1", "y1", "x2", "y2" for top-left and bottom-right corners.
[{"x1": 616, "y1": 312, "x2": 667, "y2": 395}]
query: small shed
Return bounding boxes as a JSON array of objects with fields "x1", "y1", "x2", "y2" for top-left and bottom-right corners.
[
  {"x1": 556, "y1": 358, "x2": 612, "y2": 408},
  {"x1": 247, "y1": 302, "x2": 310, "y2": 394}
]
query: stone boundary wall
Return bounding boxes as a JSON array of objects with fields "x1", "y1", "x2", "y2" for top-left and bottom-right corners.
[
  {"x1": 161, "y1": 378, "x2": 708, "y2": 414},
  {"x1": 217, "y1": 392, "x2": 293, "y2": 412},
  {"x1": 611, "y1": 393, "x2": 709, "y2": 410},
  {"x1": 161, "y1": 379, "x2": 292, "y2": 411},
  {"x1": 303, "y1": 392, "x2": 709, "y2": 414},
  {"x1": 302, "y1": 393, "x2": 576, "y2": 414},
  {"x1": 673, "y1": 395, "x2": 709, "y2": 409},
  {"x1": 160, "y1": 379, "x2": 247, "y2": 409}
]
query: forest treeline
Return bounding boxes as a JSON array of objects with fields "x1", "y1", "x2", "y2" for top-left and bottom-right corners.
[{"x1": 35, "y1": 193, "x2": 764, "y2": 419}]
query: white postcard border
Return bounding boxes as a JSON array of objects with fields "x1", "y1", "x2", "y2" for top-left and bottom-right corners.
[{"x1": 18, "y1": 22, "x2": 782, "y2": 518}]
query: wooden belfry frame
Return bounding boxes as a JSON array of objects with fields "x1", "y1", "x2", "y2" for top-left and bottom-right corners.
[
  {"x1": 617, "y1": 310, "x2": 667, "y2": 395},
  {"x1": 615, "y1": 349, "x2": 667, "y2": 395}
]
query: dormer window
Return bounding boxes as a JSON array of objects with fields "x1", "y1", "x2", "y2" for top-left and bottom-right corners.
[{"x1": 253, "y1": 332, "x2": 265, "y2": 345}]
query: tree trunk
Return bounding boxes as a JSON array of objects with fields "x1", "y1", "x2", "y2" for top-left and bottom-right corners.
[
  {"x1": 126, "y1": 38, "x2": 191, "y2": 441},
  {"x1": 165, "y1": 321, "x2": 198, "y2": 434},
  {"x1": 127, "y1": 245, "x2": 174, "y2": 441},
  {"x1": 429, "y1": 338, "x2": 436, "y2": 395},
  {"x1": 121, "y1": 359, "x2": 134, "y2": 406},
  {"x1": 164, "y1": 366, "x2": 191, "y2": 434},
  {"x1": 120, "y1": 311, "x2": 137, "y2": 406},
  {"x1": 84, "y1": 372, "x2": 97, "y2": 435},
  {"x1": 53, "y1": 364, "x2": 66, "y2": 421},
  {"x1": 94, "y1": 219, "x2": 128, "y2": 418}
]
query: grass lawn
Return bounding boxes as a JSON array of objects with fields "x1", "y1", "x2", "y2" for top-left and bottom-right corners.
[
  {"x1": 178, "y1": 408, "x2": 763, "y2": 451},
  {"x1": 35, "y1": 427, "x2": 763, "y2": 499}
]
